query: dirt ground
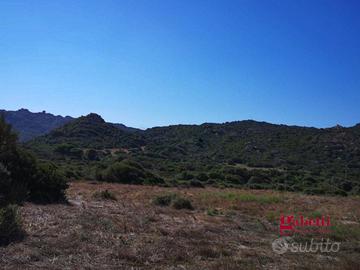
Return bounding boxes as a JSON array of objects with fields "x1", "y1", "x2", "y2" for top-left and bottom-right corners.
[{"x1": 1, "y1": 181, "x2": 359, "y2": 269}]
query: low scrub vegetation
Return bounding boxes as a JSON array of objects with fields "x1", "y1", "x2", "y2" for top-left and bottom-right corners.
[
  {"x1": 172, "y1": 196, "x2": 194, "y2": 210},
  {"x1": 93, "y1": 189, "x2": 117, "y2": 201},
  {"x1": 153, "y1": 193, "x2": 194, "y2": 210},
  {"x1": 25, "y1": 113, "x2": 360, "y2": 196},
  {"x1": 96, "y1": 159, "x2": 164, "y2": 185},
  {"x1": 0, "y1": 205, "x2": 24, "y2": 246},
  {"x1": 152, "y1": 193, "x2": 177, "y2": 206},
  {"x1": 329, "y1": 223, "x2": 360, "y2": 241},
  {"x1": 0, "y1": 117, "x2": 69, "y2": 246},
  {"x1": 0, "y1": 117, "x2": 68, "y2": 205},
  {"x1": 201, "y1": 191, "x2": 284, "y2": 205}
]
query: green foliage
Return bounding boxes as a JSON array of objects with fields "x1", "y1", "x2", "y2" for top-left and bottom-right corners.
[
  {"x1": 153, "y1": 193, "x2": 177, "y2": 206},
  {"x1": 98, "y1": 160, "x2": 164, "y2": 185},
  {"x1": 153, "y1": 193, "x2": 194, "y2": 210},
  {"x1": 93, "y1": 190, "x2": 117, "y2": 201},
  {"x1": 85, "y1": 149, "x2": 99, "y2": 161},
  {"x1": 329, "y1": 224, "x2": 360, "y2": 241},
  {"x1": 265, "y1": 211, "x2": 278, "y2": 223},
  {"x1": 28, "y1": 113, "x2": 144, "y2": 151},
  {"x1": 172, "y1": 197, "x2": 194, "y2": 210},
  {"x1": 28, "y1": 163, "x2": 69, "y2": 204},
  {"x1": 178, "y1": 171, "x2": 194, "y2": 180},
  {"x1": 208, "y1": 192, "x2": 284, "y2": 204},
  {"x1": 0, "y1": 205, "x2": 24, "y2": 246},
  {"x1": 190, "y1": 179, "x2": 205, "y2": 188},
  {"x1": 25, "y1": 113, "x2": 360, "y2": 196},
  {"x1": 54, "y1": 143, "x2": 75, "y2": 154},
  {"x1": 0, "y1": 117, "x2": 68, "y2": 206},
  {"x1": 196, "y1": 173, "x2": 209, "y2": 181},
  {"x1": 0, "y1": 117, "x2": 32, "y2": 205},
  {"x1": 54, "y1": 143, "x2": 83, "y2": 158},
  {"x1": 206, "y1": 208, "x2": 222, "y2": 216}
]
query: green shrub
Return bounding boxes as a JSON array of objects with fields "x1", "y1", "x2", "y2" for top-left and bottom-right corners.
[
  {"x1": 54, "y1": 143, "x2": 74, "y2": 154},
  {"x1": 190, "y1": 179, "x2": 205, "y2": 188},
  {"x1": 153, "y1": 193, "x2": 177, "y2": 206},
  {"x1": 100, "y1": 160, "x2": 164, "y2": 185},
  {"x1": 0, "y1": 121, "x2": 35, "y2": 206},
  {"x1": 85, "y1": 149, "x2": 99, "y2": 161},
  {"x1": 329, "y1": 224, "x2": 360, "y2": 241},
  {"x1": 0, "y1": 205, "x2": 24, "y2": 246},
  {"x1": 196, "y1": 173, "x2": 209, "y2": 181},
  {"x1": 93, "y1": 190, "x2": 117, "y2": 201},
  {"x1": 208, "y1": 171, "x2": 225, "y2": 180},
  {"x1": 153, "y1": 193, "x2": 194, "y2": 210},
  {"x1": 172, "y1": 197, "x2": 194, "y2": 210},
  {"x1": 179, "y1": 171, "x2": 194, "y2": 180},
  {"x1": 207, "y1": 208, "x2": 222, "y2": 216},
  {"x1": 0, "y1": 117, "x2": 68, "y2": 206},
  {"x1": 28, "y1": 163, "x2": 68, "y2": 204},
  {"x1": 206, "y1": 192, "x2": 284, "y2": 204}
]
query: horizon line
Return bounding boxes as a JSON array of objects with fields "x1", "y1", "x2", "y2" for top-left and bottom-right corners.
[{"x1": 1, "y1": 107, "x2": 359, "y2": 130}]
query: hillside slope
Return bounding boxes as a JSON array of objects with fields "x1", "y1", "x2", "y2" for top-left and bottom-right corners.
[{"x1": 26, "y1": 115, "x2": 360, "y2": 195}]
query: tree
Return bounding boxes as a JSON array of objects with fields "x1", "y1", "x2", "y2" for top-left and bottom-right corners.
[{"x1": 0, "y1": 116, "x2": 68, "y2": 206}]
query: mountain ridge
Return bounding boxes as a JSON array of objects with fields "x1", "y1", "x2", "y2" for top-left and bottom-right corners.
[
  {"x1": 0, "y1": 109, "x2": 140, "y2": 141},
  {"x1": 23, "y1": 111, "x2": 360, "y2": 195},
  {"x1": 0, "y1": 108, "x2": 74, "y2": 141}
]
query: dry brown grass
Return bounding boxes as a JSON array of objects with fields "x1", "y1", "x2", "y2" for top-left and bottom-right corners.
[{"x1": 0, "y1": 181, "x2": 359, "y2": 269}]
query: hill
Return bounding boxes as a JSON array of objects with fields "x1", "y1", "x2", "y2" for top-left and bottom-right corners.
[
  {"x1": 0, "y1": 109, "x2": 73, "y2": 141},
  {"x1": 26, "y1": 113, "x2": 144, "y2": 159},
  {"x1": 0, "y1": 109, "x2": 141, "y2": 142},
  {"x1": 25, "y1": 114, "x2": 360, "y2": 195}
]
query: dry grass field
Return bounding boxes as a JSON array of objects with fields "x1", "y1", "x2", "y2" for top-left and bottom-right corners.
[{"x1": 1, "y1": 182, "x2": 359, "y2": 270}]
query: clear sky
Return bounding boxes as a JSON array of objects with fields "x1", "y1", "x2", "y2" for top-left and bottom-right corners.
[{"x1": 1, "y1": 0, "x2": 359, "y2": 129}]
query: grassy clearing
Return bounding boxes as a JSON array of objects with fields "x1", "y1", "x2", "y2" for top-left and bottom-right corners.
[{"x1": 1, "y1": 182, "x2": 359, "y2": 270}]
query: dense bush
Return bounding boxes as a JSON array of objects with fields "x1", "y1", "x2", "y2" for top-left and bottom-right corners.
[
  {"x1": 0, "y1": 205, "x2": 24, "y2": 246},
  {"x1": 85, "y1": 149, "x2": 99, "y2": 161},
  {"x1": 54, "y1": 143, "x2": 82, "y2": 158},
  {"x1": 153, "y1": 193, "x2": 194, "y2": 210},
  {"x1": 98, "y1": 160, "x2": 164, "y2": 185},
  {"x1": 28, "y1": 163, "x2": 69, "y2": 203},
  {"x1": 196, "y1": 173, "x2": 209, "y2": 181},
  {"x1": 190, "y1": 179, "x2": 205, "y2": 188},
  {"x1": 153, "y1": 193, "x2": 177, "y2": 206},
  {"x1": 172, "y1": 197, "x2": 194, "y2": 210},
  {"x1": 0, "y1": 117, "x2": 68, "y2": 206},
  {"x1": 93, "y1": 190, "x2": 117, "y2": 201}
]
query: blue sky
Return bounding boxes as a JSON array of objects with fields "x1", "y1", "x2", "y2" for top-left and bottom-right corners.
[{"x1": 1, "y1": 0, "x2": 359, "y2": 128}]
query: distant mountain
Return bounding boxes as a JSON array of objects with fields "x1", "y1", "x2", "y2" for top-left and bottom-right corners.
[
  {"x1": 31, "y1": 113, "x2": 144, "y2": 148},
  {"x1": 112, "y1": 123, "x2": 142, "y2": 133},
  {"x1": 0, "y1": 109, "x2": 141, "y2": 142},
  {"x1": 0, "y1": 109, "x2": 73, "y2": 141}
]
